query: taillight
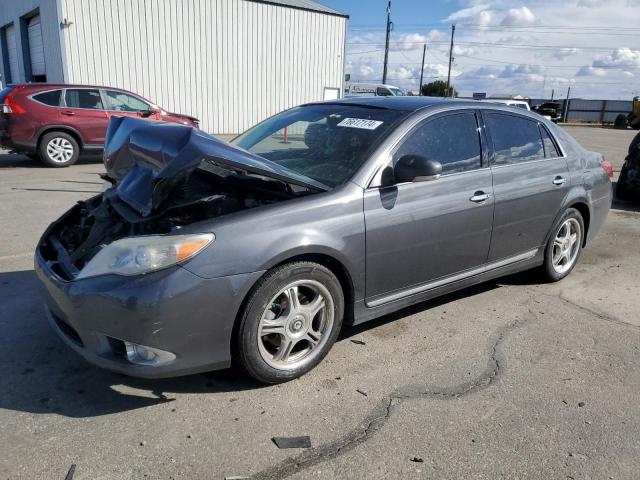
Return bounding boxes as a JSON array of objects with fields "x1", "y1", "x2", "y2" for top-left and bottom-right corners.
[
  {"x1": 600, "y1": 157, "x2": 613, "y2": 178},
  {"x1": 4, "y1": 90, "x2": 26, "y2": 114}
]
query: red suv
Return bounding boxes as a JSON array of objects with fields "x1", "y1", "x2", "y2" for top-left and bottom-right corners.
[{"x1": 0, "y1": 84, "x2": 199, "y2": 167}]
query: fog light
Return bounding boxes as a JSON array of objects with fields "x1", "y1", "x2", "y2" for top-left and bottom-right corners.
[{"x1": 124, "y1": 341, "x2": 176, "y2": 366}]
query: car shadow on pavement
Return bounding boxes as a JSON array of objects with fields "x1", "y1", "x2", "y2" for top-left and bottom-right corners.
[
  {"x1": 0, "y1": 152, "x2": 102, "y2": 168},
  {"x1": 0, "y1": 268, "x2": 266, "y2": 419}
]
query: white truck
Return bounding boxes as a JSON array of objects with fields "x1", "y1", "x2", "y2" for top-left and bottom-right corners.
[{"x1": 345, "y1": 83, "x2": 407, "y2": 98}]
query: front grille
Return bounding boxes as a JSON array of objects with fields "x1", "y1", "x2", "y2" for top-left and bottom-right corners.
[{"x1": 51, "y1": 311, "x2": 84, "y2": 347}]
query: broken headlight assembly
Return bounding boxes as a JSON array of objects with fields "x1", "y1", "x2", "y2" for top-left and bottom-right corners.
[{"x1": 75, "y1": 233, "x2": 215, "y2": 280}]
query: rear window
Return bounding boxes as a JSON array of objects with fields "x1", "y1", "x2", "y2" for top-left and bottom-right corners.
[
  {"x1": 540, "y1": 125, "x2": 561, "y2": 158},
  {"x1": 64, "y1": 89, "x2": 104, "y2": 109},
  {"x1": 0, "y1": 87, "x2": 14, "y2": 103},
  {"x1": 486, "y1": 113, "x2": 545, "y2": 166},
  {"x1": 32, "y1": 90, "x2": 62, "y2": 107}
]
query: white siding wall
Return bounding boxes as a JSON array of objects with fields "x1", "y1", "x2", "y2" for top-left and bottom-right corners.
[
  {"x1": 0, "y1": 0, "x2": 64, "y2": 85},
  {"x1": 59, "y1": 0, "x2": 347, "y2": 134}
]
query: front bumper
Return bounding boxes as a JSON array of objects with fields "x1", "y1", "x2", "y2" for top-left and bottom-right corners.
[{"x1": 35, "y1": 251, "x2": 264, "y2": 378}]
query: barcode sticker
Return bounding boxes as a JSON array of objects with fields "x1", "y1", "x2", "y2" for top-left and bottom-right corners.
[{"x1": 337, "y1": 118, "x2": 384, "y2": 130}]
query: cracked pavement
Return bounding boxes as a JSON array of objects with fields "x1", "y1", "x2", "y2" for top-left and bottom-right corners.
[{"x1": 1, "y1": 126, "x2": 640, "y2": 479}]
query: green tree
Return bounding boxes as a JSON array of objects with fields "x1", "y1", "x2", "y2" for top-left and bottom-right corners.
[{"x1": 421, "y1": 80, "x2": 458, "y2": 98}]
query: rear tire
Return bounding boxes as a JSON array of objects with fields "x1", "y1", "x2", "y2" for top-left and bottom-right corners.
[
  {"x1": 234, "y1": 262, "x2": 344, "y2": 384},
  {"x1": 616, "y1": 164, "x2": 634, "y2": 201},
  {"x1": 38, "y1": 132, "x2": 80, "y2": 167},
  {"x1": 541, "y1": 208, "x2": 584, "y2": 282}
]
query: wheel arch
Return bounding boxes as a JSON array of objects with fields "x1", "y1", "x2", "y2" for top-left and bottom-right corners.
[
  {"x1": 230, "y1": 252, "x2": 357, "y2": 360},
  {"x1": 568, "y1": 201, "x2": 590, "y2": 246},
  {"x1": 37, "y1": 125, "x2": 84, "y2": 150}
]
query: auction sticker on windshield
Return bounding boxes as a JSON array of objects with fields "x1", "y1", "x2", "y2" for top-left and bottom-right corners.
[{"x1": 337, "y1": 118, "x2": 384, "y2": 130}]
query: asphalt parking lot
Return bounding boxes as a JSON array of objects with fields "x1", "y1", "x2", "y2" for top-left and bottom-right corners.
[{"x1": 1, "y1": 126, "x2": 639, "y2": 479}]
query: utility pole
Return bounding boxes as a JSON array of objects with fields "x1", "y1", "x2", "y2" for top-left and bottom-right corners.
[
  {"x1": 382, "y1": 1, "x2": 392, "y2": 85},
  {"x1": 419, "y1": 44, "x2": 426, "y2": 95},
  {"x1": 446, "y1": 24, "x2": 456, "y2": 97},
  {"x1": 551, "y1": 88, "x2": 555, "y2": 101},
  {"x1": 563, "y1": 86, "x2": 571, "y2": 123}
]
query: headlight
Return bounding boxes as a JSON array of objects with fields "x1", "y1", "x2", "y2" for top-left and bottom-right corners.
[{"x1": 76, "y1": 233, "x2": 214, "y2": 280}]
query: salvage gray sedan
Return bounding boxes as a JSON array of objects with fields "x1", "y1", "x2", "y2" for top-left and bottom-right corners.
[{"x1": 35, "y1": 97, "x2": 612, "y2": 383}]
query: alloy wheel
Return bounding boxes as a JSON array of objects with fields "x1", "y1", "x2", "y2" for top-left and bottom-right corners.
[
  {"x1": 46, "y1": 137, "x2": 74, "y2": 163},
  {"x1": 257, "y1": 280, "x2": 334, "y2": 370},
  {"x1": 552, "y1": 218, "x2": 581, "y2": 274}
]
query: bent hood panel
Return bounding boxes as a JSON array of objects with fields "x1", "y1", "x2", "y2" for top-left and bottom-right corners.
[{"x1": 103, "y1": 116, "x2": 328, "y2": 217}]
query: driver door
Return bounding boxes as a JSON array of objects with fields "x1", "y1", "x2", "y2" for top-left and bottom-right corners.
[{"x1": 364, "y1": 110, "x2": 494, "y2": 305}]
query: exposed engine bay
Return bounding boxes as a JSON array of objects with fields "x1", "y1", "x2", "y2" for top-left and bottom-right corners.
[{"x1": 38, "y1": 117, "x2": 323, "y2": 280}]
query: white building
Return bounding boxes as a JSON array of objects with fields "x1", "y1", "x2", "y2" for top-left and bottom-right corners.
[{"x1": 0, "y1": 0, "x2": 347, "y2": 134}]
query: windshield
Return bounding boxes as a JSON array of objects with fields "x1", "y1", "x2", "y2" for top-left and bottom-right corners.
[
  {"x1": 388, "y1": 87, "x2": 407, "y2": 96},
  {"x1": 233, "y1": 104, "x2": 406, "y2": 187}
]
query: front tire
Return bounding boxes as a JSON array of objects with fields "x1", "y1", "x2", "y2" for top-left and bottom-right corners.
[
  {"x1": 234, "y1": 262, "x2": 344, "y2": 384},
  {"x1": 38, "y1": 132, "x2": 80, "y2": 167},
  {"x1": 541, "y1": 208, "x2": 584, "y2": 282}
]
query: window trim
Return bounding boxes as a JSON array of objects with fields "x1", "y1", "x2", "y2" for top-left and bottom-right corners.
[
  {"x1": 102, "y1": 88, "x2": 151, "y2": 113},
  {"x1": 539, "y1": 123, "x2": 562, "y2": 159},
  {"x1": 61, "y1": 87, "x2": 107, "y2": 111},
  {"x1": 482, "y1": 110, "x2": 566, "y2": 169},
  {"x1": 28, "y1": 89, "x2": 63, "y2": 107},
  {"x1": 389, "y1": 110, "x2": 487, "y2": 180}
]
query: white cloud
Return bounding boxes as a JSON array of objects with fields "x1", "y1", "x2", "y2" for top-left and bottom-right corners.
[
  {"x1": 577, "y1": 0, "x2": 602, "y2": 6},
  {"x1": 444, "y1": 4, "x2": 490, "y2": 22},
  {"x1": 500, "y1": 6, "x2": 537, "y2": 26},
  {"x1": 554, "y1": 48, "x2": 581, "y2": 60},
  {"x1": 576, "y1": 66, "x2": 607, "y2": 77},
  {"x1": 593, "y1": 48, "x2": 640, "y2": 68},
  {"x1": 358, "y1": 64, "x2": 376, "y2": 80}
]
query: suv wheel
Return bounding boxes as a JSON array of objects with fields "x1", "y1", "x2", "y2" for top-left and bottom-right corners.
[
  {"x1": 235, "y1": 262, "x2": 344, "y2": 384},
  {"x1": 541, "y1": 208, "x2": 584, "y2": 282},
  {"x1": 38, "y1": 132, "x2": 80, "y2": 167}
]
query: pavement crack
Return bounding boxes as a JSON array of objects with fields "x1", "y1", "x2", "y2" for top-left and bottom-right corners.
[{"x1": 250, "y1": 314, "x2": 532, "y2": 480}]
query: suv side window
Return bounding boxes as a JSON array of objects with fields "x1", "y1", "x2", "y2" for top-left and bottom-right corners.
[
  {"x1": 485, "y1": 113, "x2": 544, "y2": 166},
  {"x1": 32, "y1": 90, "x2": 61, "y2": 107},
  {"x1": 395, "y1": 112, "x2": 482, "y2": 175},
  {"x1": 64, "y1": 89, "x2": 104, "y2": 110},
  {"x1": 105, "y1": 90, "x2": 149, "y2": 112},
  {"x1": 539, "y1": 124, "x2": 561, "y2": 158}
]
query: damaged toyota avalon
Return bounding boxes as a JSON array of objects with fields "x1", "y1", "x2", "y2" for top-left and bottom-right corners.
[{"x1": 35, "y1": 97, "x2": 612, "y2": 383}]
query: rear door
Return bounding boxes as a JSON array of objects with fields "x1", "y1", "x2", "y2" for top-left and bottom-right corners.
[
  {"x1": 483, "y1": 111, "x2": 569, "y2": 261},
  {"x1": 364, "y1": 110, "x2": 494, "y2": 305},
  {"x1": 61, "y1": 88, "x2": 108, "y2": 145}
]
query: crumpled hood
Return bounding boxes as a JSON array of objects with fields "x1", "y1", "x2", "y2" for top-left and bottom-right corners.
[{"x1": 103, "y1": 116, "x2": 328, "y2": 217}]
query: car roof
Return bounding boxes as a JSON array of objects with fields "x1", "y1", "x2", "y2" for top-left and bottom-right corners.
[
  {"x1": 11, "y1": 83, "x2": 133, "y2": 92},
  {"x1": 310, "y1": 96, "x2": 480, "y2": 112}
]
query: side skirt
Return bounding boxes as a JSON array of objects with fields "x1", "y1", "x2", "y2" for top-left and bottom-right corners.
[{"x1": 352, "y1": 250, "x2": 543, "y2": 325}]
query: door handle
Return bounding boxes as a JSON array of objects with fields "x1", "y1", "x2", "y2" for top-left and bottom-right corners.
[
  {"x1": 552, "y1": 176, "x2": 566, "y2": 186},
  {"x1": 469, "y1": 191, "x2": 492, "y2": 203},
  {"x1": 61, "y1": 110, "x2": 76, "y2": 116}
]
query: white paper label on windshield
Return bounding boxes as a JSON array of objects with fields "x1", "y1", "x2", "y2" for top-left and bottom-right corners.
[{"x1": 337, "y1": 118, "x2": 384, "y2": 130}]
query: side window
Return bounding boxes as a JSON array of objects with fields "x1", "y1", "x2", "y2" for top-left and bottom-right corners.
[
  {"x1": 485, "y1": 113, "x2": 544, "y2": 166},
  {"x1": 64, "y1": 89, "x2": 104, "y2": 110},
  {"x1": 540, "y1": 125, "x2": 561, "y2": 158},
  {"x1": 376, "y1": 87, "x2": 392, "y2": 97},
  {"x1": 32, "y1": 90, "x2": 61, "y2": 106},
  {"x1": 105, "y1": 90, "x2": 149, "y2": 112},
  {"x1": 395, "y1": 112, "x2": 482, "y2": 175}
]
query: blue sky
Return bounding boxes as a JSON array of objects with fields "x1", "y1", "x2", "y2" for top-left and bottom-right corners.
[{"x1": 319, "y1": 0, "x2": 640, "y2": 99}]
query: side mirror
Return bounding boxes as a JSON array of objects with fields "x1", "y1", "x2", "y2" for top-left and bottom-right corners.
[
  {"x1": 394, "y1": 155, "x2": 442, "y2": 183},
  {"x1": 141, "y1": 107, "x2": 160, "y2": 118}
]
